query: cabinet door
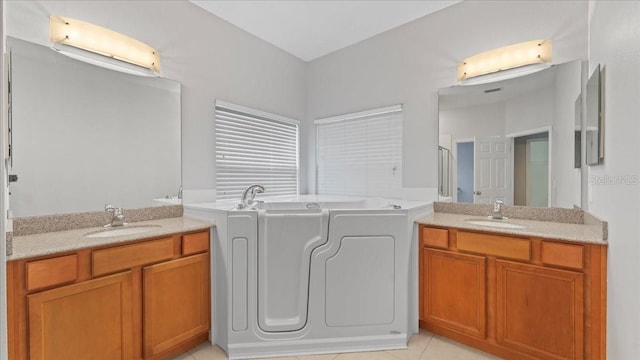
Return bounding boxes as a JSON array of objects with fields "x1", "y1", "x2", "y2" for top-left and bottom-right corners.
[
  {"x1": 143, "y1": 253, "x2": 210, "y2": 358},
  {"x1": 496, "y1": 260, "x2": 584, "y2": 360},
  {"x1": 28, "y1": 272, "x2": 134, "y2": 360},
  {"x1": 423, "y1": 248, "x2": 486, "y2": 338}
]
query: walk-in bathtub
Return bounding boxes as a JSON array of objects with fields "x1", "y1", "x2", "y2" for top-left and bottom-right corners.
[{"x1": 184, "y1": 195, "x2": 431, "y2": 359}]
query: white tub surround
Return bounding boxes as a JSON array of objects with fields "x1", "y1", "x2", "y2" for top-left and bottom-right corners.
[{"x1": 184, "y1": 195, "x2": 431, "y2": 359}]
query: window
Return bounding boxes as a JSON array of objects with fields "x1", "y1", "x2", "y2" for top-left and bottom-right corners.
[
  {"x1": 315, "y1": 105, "x2": 402, "y2": 198},
  {"x1": 215, "y1": 100, "x2": 299, "y2": 200}
]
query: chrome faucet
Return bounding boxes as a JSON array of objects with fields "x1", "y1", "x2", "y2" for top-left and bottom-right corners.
[
  {"x1": 492, "y1": 200, "x2": 504, "y2": 220},
  {"x1": 239, "y1": 185, "x2": 265, "y2": 209},
  {"x1": 104, "y1": 204, "x2": 127, "y2": 227}
]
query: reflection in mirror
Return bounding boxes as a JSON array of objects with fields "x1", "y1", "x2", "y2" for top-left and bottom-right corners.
[
  {"x1": 8, "y1": 37, "x2": 182, "y2": 217},
  {"x1": 437, "y1": 146, "x2": 451, "y2": 200},
  {"x1": 574, "y1": 96, "x2": 582, "y2": 169},
  {"x1": 438, "y1": 60, "x2": 582, "y2": 209},
  {"x1": 586, "y1": 65, "x2": 602, "y2": 165}
]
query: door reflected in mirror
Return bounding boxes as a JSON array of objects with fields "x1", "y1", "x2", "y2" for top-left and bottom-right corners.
[{"x1": 438, "y1": 60, "x2": 583, "y2": 209}]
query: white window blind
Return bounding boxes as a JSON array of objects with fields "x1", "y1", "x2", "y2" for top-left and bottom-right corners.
[
  {"x1": 315, "y1": 105, "x2": 403, "y2": 198},
  {"x1": 215, "y1": 100, "x2": 299, "y2": 200}
]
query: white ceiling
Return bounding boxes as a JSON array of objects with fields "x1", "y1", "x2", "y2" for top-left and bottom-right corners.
[{"x1": 190, "y1": 0, "x2": 461, "y2": 62}]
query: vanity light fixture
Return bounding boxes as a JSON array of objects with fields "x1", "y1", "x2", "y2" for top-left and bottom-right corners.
[
  {"x1": 49, "y1": 16, "x2": 160, "y2": 75},
  {"x1": 457, "y1": 39, "x2": 552, "y2": 81}
]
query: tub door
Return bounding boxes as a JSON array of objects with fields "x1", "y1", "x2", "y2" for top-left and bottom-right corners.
[
  {"x1": 257, "y1": 209, "x2": 329, "y2": 332},
  {"x1": 316, "y1": 212, "x2": 408, "y2": 331}
]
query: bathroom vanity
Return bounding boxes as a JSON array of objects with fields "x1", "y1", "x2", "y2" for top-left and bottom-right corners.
[
  {"x1": 417, "y1": 209, "x2": 607, "y2": 360},
  {"x1": 6, "y1": 218, "x2": 213, "y2": 360}
]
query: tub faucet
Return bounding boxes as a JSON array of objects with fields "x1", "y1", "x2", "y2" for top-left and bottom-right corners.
[
  {"x1": 239, "y1": 185, "x2": 265, "y2": 209},
  {"x1": 104, "y1": 204, "x2": 126, "y2": 227},
  {"x1": 492, "y1": 200, "x2": 504, "y2": 220}
]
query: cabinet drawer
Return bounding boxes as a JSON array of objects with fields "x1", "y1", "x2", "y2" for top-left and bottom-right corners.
[
  {"x1": 26, "y1": 254, "x2": 78, "y2": 291},
  {"x1": 541, "y1": 241, "x2": 584, "y2": 270},
  {"x1": 92, "y1": 238, "x2": 175, "y2": 276},
  {"x1": 457, "y1": 231, "x2": 530, "y2": 261},
  {"x1": 422, "y1": 227, "x2": 449, "y2": 249},
  {"x1": 182, "y1": 231, "x2": 210, "y2": 255}
]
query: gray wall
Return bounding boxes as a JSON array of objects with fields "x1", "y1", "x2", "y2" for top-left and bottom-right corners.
[
  {"x1": 440, "y1": 103, "x2": 506, "y2": 143},
  {"x1": 305, "y1": 0, "x2": 588, "y2": 197},
  {"x1": 5, "y1": 0, "x2": 307, "y2": 203},
  {"x1": 504, "y1": 87, "x2": 554, "y2": 135},
  {"x1": 588, "y1": 2, "x2": 640, "y2": 358}
]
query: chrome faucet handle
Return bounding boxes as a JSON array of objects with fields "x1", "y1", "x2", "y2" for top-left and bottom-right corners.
[
  {"x1": 104, "y1": 205, "x2": 126, "y2": 227},
  {"x1": 105, "y1": 204, "x2": 123, "y2": 215},
  {"x1": 492, "y1": 200, "x2": 505, "y2": 219}
]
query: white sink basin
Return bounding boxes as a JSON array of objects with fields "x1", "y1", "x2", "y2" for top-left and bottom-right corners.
[
  {"x1": 464, "y1": 219, "x2": 526, "y2": 229},
  {"x1": 85, "y1": 225, "x2": 160, "y2": 238}
]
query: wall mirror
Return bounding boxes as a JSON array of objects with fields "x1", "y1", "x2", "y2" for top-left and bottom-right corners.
[
  {"x1": 438, "y1": 60, "x2": 582, "y2": 208},
  {"x1": 8, "y1": 37, "x2": 182, "y2": 218}
]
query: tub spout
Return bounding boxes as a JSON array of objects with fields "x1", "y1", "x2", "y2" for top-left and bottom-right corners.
[{"x1": 239, "y1": 184, "x2": 265, "y2": 209}]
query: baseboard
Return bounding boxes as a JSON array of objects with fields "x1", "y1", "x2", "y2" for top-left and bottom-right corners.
[{"x1": 227, "y1": 334, "x2": 407, "y2": 360}]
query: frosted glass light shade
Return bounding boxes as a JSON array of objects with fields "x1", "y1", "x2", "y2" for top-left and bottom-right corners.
[
  {"x1": 49, "y1": 16, "x2": 160, "y2": 74},
  {"x1": 457, "y1": 40, "x2": 552, "y2": 81}
]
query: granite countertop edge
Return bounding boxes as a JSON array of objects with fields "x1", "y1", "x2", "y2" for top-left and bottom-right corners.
[
  {"x1": 8, "y1": 216, "x2": 215, "y2": 261},
  {"x1": 416, "y1": 213, "x2": 606, "y2": 245}
]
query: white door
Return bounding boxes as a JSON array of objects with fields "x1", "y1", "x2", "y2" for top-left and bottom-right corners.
[{"x1": 474, "y1": 136, "x2": 511, "y2": 205}]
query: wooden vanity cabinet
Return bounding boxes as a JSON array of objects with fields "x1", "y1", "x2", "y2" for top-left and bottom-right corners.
[
  {"x1": 143, "y1": 253, "x2": 210, "y2": 359},
  {"x1": 7, "y1": 229, "x2": 211, "y2": 360},
  {"x1": 422, "y1": 248, "x2": 486, "y2": 339},
  {"x1": 28, "y1": 272, "x2": 134, "y2": 360},
  {"x1": 496, "y1": 260, "x2": 584, "y2": 360},
  {"x1": 419, "y1": 225, "x2": 607, "y2": 360}
]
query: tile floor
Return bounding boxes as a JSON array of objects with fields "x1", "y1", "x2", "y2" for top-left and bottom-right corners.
[{"x1": 170, "y1": 330, "x2": 501, "y2": 360}]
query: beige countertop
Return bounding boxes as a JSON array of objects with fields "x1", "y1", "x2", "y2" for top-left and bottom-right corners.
[
  {"x1": 417, "y1": 212, "x2": 607, "y2": 245},
  {"x1": 8, "y1": 216, "x2": 214, "y2": 261}
]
